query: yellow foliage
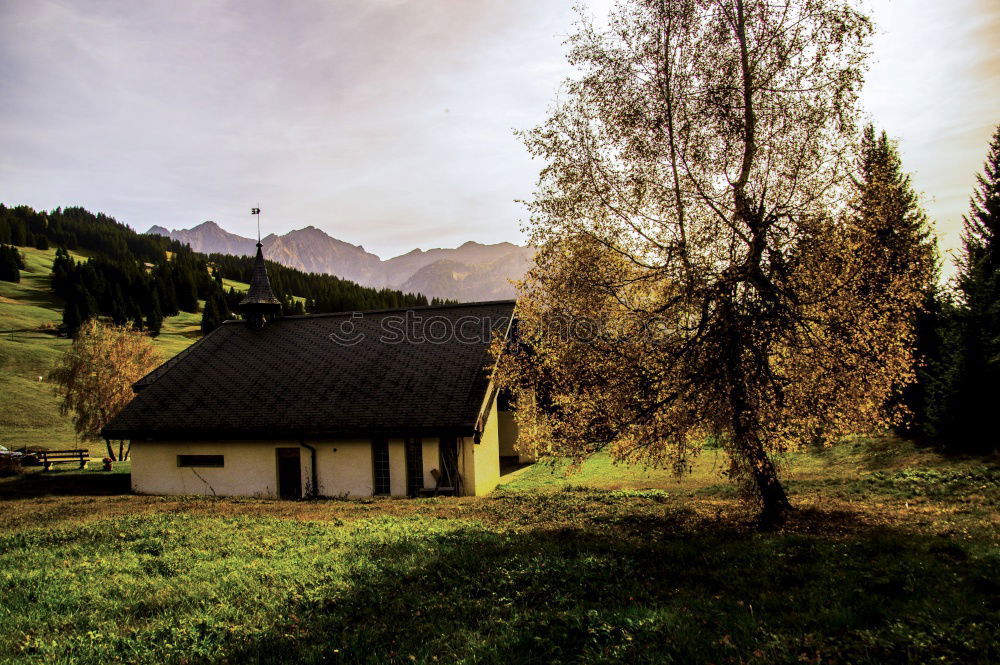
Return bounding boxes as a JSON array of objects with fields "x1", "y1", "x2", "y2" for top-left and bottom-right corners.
[{"x1": 49, "y1": 319, "x2": 160, "y2": 442}]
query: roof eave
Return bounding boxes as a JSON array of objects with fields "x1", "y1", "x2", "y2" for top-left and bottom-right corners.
[{"x1": 100, "y1": 423, "x2": 479, "y2": 441}]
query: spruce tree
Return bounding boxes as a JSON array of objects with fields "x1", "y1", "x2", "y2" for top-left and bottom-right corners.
[
  {"x1": 178, "y1": 272, "x2": 199, "y2": 313},
  {"x1": 62, "y1": 303, "x2": 84, "y2": 337},
  {"x1": 948, "y1": 126, "x2": 1000, "y2": 452},
  {"x1": 200, "y1": 297, "x2": 221, "y2": 335},
  {"x1": 144, "y1": 291, "x2": 164, "y2": 337},
  {"x1": 0, "y1": 245, "x2": 21, "y2": 282},
  {"x1": 853, "y1": 125, "x2": 938, "y2": 435},
  {"x1": 146, "y1": 307, "x2": 163, "y2": 337},
  {"x1": 51, "y1": 247, "x2": 75, "y2": 298}
]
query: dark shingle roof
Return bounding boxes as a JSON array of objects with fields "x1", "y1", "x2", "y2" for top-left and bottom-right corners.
[{"x1": 102, "y1": 301, "x2": 515, "y2": 440}]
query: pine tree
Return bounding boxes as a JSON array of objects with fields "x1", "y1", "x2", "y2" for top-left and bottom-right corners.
[
  {"x1": 62, "y1": 285, "x2": 98, "y2": 337},
  {"x1": 62, "y1": 303, "x2": 84, "y2": 337},
  {"x1": 51, "y1": 247, "x2": 75, "y2": 298},
  {"x1": 129, "y1": 302, "x2": 145, "y2": 330},
  {"x1": 852, "y1": 125, "x2": 937, "y2": 435},
  {"x1": 0, "y1": 245, "x2": 21, "y2": 282},
  {"x1": 200, "y1": 297, "x2": 222, "y2": 335},
  {"x1": 144, "y1": 291, "x2": 164, "y2": 337},
  {"x1": 177, "y1": 271, "x2": 199, "y2": 313},
  {"x1": 146, "y1": 307, "x2": 163, "y2": 337},
  {"x1": 10, "y1": 221, "x2": 27, "y2": 246},
  {"x1": 853, "y1": 126, "x2": 937, "y2": 292},
  {"x1": 947, "y1": 126, "x2": 1000, "y2": 452},
  {"x1": 109, "y1": 284, "x2": 130, "y2": 326}
]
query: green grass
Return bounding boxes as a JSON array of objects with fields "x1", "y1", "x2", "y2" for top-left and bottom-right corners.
[
  {"x1": 221, "y1": 277, "x2": 249, "y2": 293},
  {"x1": 500, "y1": 437, "x2": 963, "y2": 494},
  {"x1": 0, "y1": 441, "x2": 997, "y2": 664},
  {"x1": 220, "y1": 275, "x2": 304, "y2": 305},
  {"x1": 0, "y1": 247, "x2": 201, "y2": 455}
]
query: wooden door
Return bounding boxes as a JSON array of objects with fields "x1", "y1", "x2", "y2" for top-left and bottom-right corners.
[
  {"x1": 404, "y1": 438, "x2": 423, "y2": 497},
  {"x1": 276, "y1": 448, "x2": 301, "y2": 499},
  {"x1": 439, "y1": 436, "x2": 459, "y2": 491}
]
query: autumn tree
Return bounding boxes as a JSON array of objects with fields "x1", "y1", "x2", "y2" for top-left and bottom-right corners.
[
  {"x1": 49, "y1": 319, "x2": 160, "y2": 460},
  {"x1": 497, "y1": 0, "x2": 926, "y2": 527}
]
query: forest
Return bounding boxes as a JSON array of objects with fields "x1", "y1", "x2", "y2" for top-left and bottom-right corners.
[{"x1": 0, "y1": 204, "x2": 439, "y2": 337}]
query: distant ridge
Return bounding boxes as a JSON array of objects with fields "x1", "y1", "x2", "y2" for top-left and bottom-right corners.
[
  {"x1": 148, "y1": 222, "x2": 533, "y2": 301},
  {"x1": 151, "y1": 221, "x2": 257, "y2": 257}
]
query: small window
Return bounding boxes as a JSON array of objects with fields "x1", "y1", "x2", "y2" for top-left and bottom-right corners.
[
  {"x1": 177, "y1": 454, "x2": 224, "y2": 468},
  {"x1": 372, "y1": 439, "x2": 390, "y2": 495}
]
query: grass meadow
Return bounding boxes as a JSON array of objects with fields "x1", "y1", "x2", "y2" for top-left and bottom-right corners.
[{"x1": 0, "y1": 441, "x2": 997, "y2": 665}]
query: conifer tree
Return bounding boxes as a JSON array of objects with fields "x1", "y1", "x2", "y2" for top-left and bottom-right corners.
[
  {"x1": 62, "y1": 303, "x2": 84, "y2": 337},
  {"x1": 144, "y1": 291, "x2": 164, "y2": 337},
  {"x1": 177, "y1": 272, "x2": 199, "y2": 313},
  {"x1": 852, "y1": 125, "x2": 937, "y2": 433},
  {"x1": 200, "y1": 296, "x2": 222, "y2": 335},
  {"x1": 0, "y1": 244, "x2": 22, "y2": 282},
  {"x1": 948, "y1": 126, "x2": 1000, "y2": 452}
]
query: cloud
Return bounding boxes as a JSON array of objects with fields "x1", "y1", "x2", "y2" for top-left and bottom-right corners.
[
  {"x1": 0, "y1": 0, "x2": 575, "y2": 255},
  {"x1": 862, "y1": 0, "x2": 1000, "y2": 268},
  {"x1": 1, "y1": 0, "x2": 995, "y2": 263}
]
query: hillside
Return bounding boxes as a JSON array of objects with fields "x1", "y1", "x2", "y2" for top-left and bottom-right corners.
[
  {"x1": 0, "y1": 247, "x2": 204, "y2": 452},
  {"x1": 150, "y1": 222, "x2": 534, "y2": 300}
]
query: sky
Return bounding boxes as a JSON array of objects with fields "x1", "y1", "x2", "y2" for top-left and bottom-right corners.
[{"x1": 0, "y1": 0, "x2": 997, "y2": 262}]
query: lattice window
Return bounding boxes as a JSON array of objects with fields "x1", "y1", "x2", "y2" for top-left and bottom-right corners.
[{"x1": 372, "y1": 439, "x2": 390, "y2": 495}]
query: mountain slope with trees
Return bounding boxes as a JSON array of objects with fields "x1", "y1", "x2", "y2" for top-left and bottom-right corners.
[{"x1": 0, "y1": 204, "x2": 440, "y2": 337}]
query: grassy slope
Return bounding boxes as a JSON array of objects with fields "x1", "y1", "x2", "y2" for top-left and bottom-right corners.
[
  {"x1": 500, "y1": 437, "x2": 981, "y2": 495},
  {"x1": 0, "y1": 440, "x2": 997, "y2": 665},
  {"x1": 0, "y1": 247, "x2": 203, "y2": 454}
]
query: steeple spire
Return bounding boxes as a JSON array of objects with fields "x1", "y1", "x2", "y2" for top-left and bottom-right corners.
[{"x1": 239, "y1": 241, "x2": 282, "y2": 328}]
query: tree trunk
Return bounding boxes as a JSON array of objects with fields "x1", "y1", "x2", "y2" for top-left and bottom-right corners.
[
  {"x1": 729, "y1": 392, "x2": 792, "y2": 529},
  {"x1": 104, "y1": 438, "x2": 116, "y2": 462},
  {"x1": 741, "y1": 430, "x2": 792, "y2": 529},
  {"x1": 722, "y1": 295, "x2": 792, "y2": 530}
]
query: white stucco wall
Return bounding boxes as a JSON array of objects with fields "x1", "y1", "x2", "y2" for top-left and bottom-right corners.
[
  {"x1": 473, "y1": 400, "x2": 501, "y2": 496},
  {"x1": 454, "y1": 399, "x2": 502, "y2": 497},
  {"x1": 131, "y1": 441, "x2": 306, "y2": 498},
  {"x1": 498, "y1": 411, "x2": 518, "y2": 457},
  {"x1": 313, "y1": 439, "x2": 373, "y2": 497},
  {"x1": 388, "y1": 439, "x2": 406, "y2": 496},
  {"x1": 132, "y1": 436, "x2": 464, "y2": 499}
]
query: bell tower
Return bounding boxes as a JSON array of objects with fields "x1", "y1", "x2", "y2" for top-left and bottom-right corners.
[{"x1": 239, "y1": 207, "x2": 282, "y2": 328}]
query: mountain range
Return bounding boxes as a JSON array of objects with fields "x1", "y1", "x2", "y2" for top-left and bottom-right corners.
[{"x1": 147, "y1": 221, "x2": 533, "y2": 301}]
